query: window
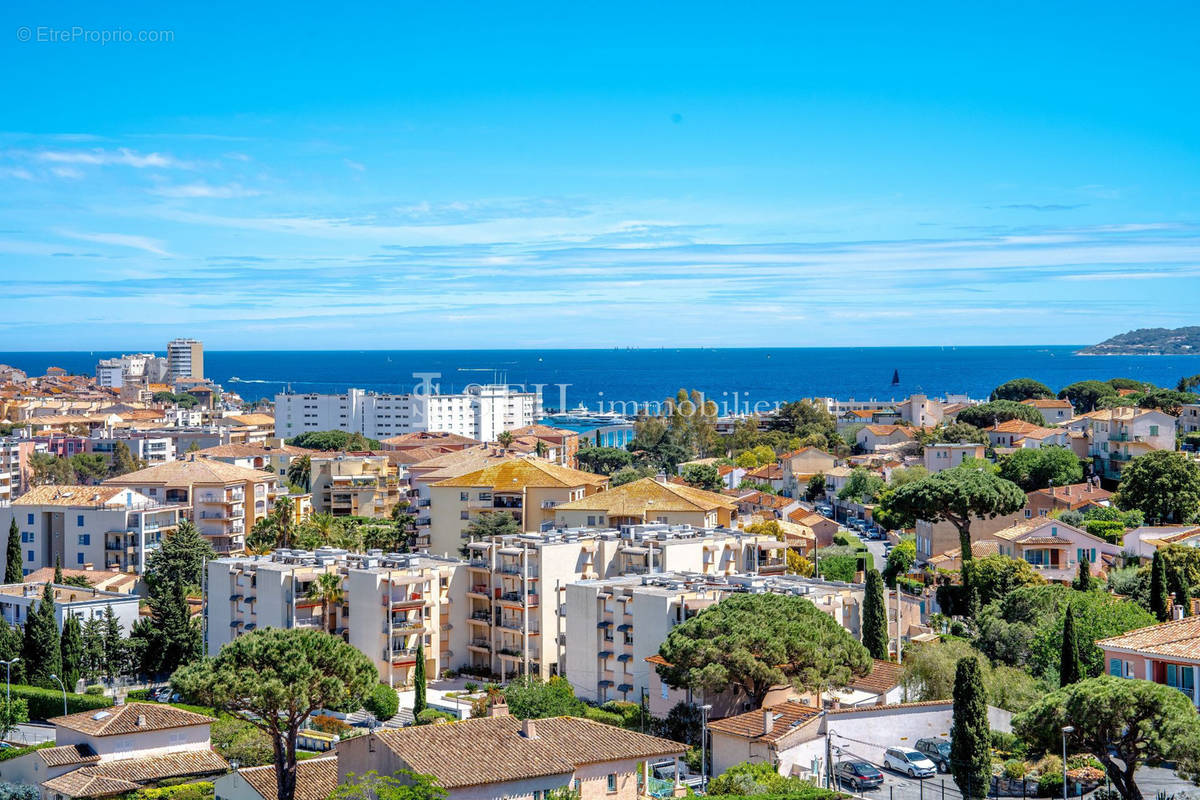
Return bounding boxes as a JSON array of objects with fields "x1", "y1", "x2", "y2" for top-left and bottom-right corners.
[
  {"x1": 1168, "y1": 664, "x2": 1179, "y2": 689},
  {"x1": 460, "y1": 492, "x2": 469, "y2": 502},
  {"x1": 1150, "y1": 425, "x2": 1159, "y2": 437},
  {"x1": 78, "y1": 534, "x2": 90, "y2": 546},
  {"x1": 27, "y1": 551, "x2": 34, "y2": 563},
  {"x1": 77, "y1": 553, "x2": 85, "y2": 565},
  {"x1": 77, "y1": 515, "x2": 85, "y2": 527},
  {"x1": 25, "y1": 514, "x2": 32, "y2": 525},
  {"x1": 607, "y1": 775, "x2": 617, "y2": 793}
]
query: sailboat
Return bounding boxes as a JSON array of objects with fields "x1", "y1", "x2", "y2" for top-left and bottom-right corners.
[{"x1": 891, "y1": 369, "x2": 900, "y2": 386}]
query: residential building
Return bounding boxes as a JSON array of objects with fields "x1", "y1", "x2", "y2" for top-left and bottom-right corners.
[
  {"x1": 1081, "y1": 407, "x2": 1178, "y2": 482},
  {"x1": 22, "y1": 566, "x2": 140, "y2": 594},
  {"x1": 0, "y1": 485, "x2": 183, "y2": 575},
  {"x1": 553, "y1": 477, "x2": 737, "y2": 529},
  {"x1": 273, "y1": 384, "x2": 543, "y2": 442},
  {"x1": 923, "y1": 442, "x2": 985, "y2": 473},
  {"x1": 567, "y1": 572, "x2": 866, "y2": 706},
  {"x1": 335, "y1": 715, "x2": 686, "y2": 800},
  {"x1": 462, "y1": 525, "x2": 780, "y2": 681},
  {"x1": 104, "y1": 458, "x2": 279, "y2": 555},
  {"x1": 743, "y1": 462, "x2": 784, "y2": 492},
  {"x1": 95, "y1": 353, "x2": 168, "y2": 389},
  {"x1": 215, "y1": 756, "x2": 337, "y2": 800},
  {"x1": 914, "y1": 511, "x2": 1025, "y2": 564},
  {"x1": 1098, "y1": 616, "x2": 1200, "y2": 704},
  {"x1": 166, "y1": 338, "x2": 204, "y2": 380},
  {"x1": 506, "y1": 424, "x2": 581, "y2": 467},
  {"x1": 89, "y1": 432, "x2": 176, "y2": 465},
  {"x1": 309, "y1": 452, "x2": 401, "y2": 518},
  {"x1": 986, "y1": 419, "x2": 1071, "y2": 449},
  {"x1": 0, "y1": 436, "x2": 34, "y2": 502},
  {"x1": 381, "y1": 431, "x2": 480, "y2": 452},
  {"x1": 192, "y1": 440, "x2": 316, "y2": 482},
  {"x1": 0, "y1": 703, "x2": 227, "y2": 796},
  {"x1": 984, "y1": 519, "x2": 1122, "y2": 580},
  {"x1": 427, "y1": 458, "x2": 608, "y2": 556},
  {"x1": 1024, "y1": 482, "x2": 1112, "y2": 518},
  {"x1": 1123, "y1": 525, "x2": 1200, "y2": 558},
  {"x1": 0, "y1": 581, "x2": 140, "y2": 635},
  {"x1": 1020, "y1": 397, "x2": 1075, "y2": 425},
  {"x1": 779, "y1": 447, "x2": 837, "y2": 498},
  {"x1": 206, "y1": 549, "x2": 466, "y2": 687},
  {"x1": 1179, "y1": 404, "x2": 1200, "y2": 435},
  {"x1": 785, "y1": 509, "x2": 838, "y2": 547},
  {"x1": 855, "y1": 425, "x2": 917, "y2": 452}
]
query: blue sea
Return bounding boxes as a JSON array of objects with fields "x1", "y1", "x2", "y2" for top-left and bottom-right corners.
[{"x1": 3, "y1": 348, "x2": 1200, "y2": 410}]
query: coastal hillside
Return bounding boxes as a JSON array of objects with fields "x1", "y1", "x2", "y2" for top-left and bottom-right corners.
[{"x1": 1079, "y1": 326, "x2": 1200, "y2": 355}]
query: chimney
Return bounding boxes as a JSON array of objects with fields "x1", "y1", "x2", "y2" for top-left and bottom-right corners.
[
  {"x1": 489, "y1": 698, "x2": 510, "y2": 717},
  {"x1": 762, "y1": 708, "x2": 774, "y2": 735},
  {"x1": 1174, "y1": 604, "x2": 1186, "y2": 621},
  {"x1": 521, "y1": 718, "x2": 538, "y2": 739},
  {"x1": 136, "y1": 713, "x2": 146, "y2": 727}
]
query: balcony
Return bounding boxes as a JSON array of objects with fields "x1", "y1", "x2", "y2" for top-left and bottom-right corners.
[
  {"x1": 468, "y1": 639, "x2": 492, "y2": 652},
  {"x1": 499, "y1": 591, "x2": 539, "y2": 606},
  {"x1": 467, "y1": 559, "x2": 490, "y2": 569},
  {"x1": 388, "y1": 648, "x2": 419, "y2": 663},
  {"x1": 498, "y1": 618, "x2": 539, "y2": 633},
  {"x1": 497, "y1": 564, "x2": 539, "y2": 577}
]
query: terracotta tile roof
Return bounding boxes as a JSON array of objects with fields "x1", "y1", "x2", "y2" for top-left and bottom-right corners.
[
  {"x1": 1097, "y1": 616, "x2": 1200, "y2": 659},
  {"x1": 827, "y1": 699, "x2": 952, "y2": 715},
  {"x1": 788, "y1": 510, "x2": 834, "y2": 527},
  {"x1": 862, "y1": 425, "x2": 915, "y2": 438},
  {"x1": 194, "y1": 442, "x2": 315, "y2": 459},
  {"x1": 707, "y1": 700, "x2": 821, "y2": 743},
  {"x1": 104, "y1": 458, "x2": 277, "y2": 486},
  {"x1": 746, "y1": 464, "x2": 782, "y2": 480},
  {"x1": 432, "y1": 458, "x2": 606, "y2": 489},
  {"x1": 11, "y1": 485, "x2": 129, "y2": 507},
  {"x1": 555, "y1": 477, "x2": 735, "y2": 515},
  {"x1": 506, "y1": 424, "x2": 577, "y2": 440},
  {"x1": 23, "y1": 567, "x2": 138, "y2": 593},
  {"x1": 1157, "y1": 527, "x2": 1200, "y2": 546},
  {"x1": 238, "y1": 755, "x2": 337, "y2": 800},
  {"x1": 42, "y1": 750, "x2": 228, "y2": 798},
  {"x1": 1021, "y1": 399, "x2": 1074, "y2": 409},
  {"x1": 50, "y1": 702, "x2": 215, "y2": 736},
  {"x1": 372, "y1": 715, "x2": 684, "y2": 788},
  {"x1": 38, "y1": 743, "x2": 101, "y2": 767},
  {"x1": 1028, "y1": 483, "x2": 1113, "y2": 509},
  {"x1": 927, "y1": 540, "x2": 1002, "y2": 565},
  {"x1": 381, "y1": 431, "x2": 481, "y2": 448},
  {"x1": 847, "y1": 659, "x2": 904, "y2": 696},
  {"x1": 990, "y1": 420, "x2": 1058, "y2": 436},
  {"x1": 737, "y1": 491, "x2": 793, "y2": 510},
  {"x1": 410, "y1": 445, "x2": 515, "y2": 480},
  {"x1": 226, "y1": 413, "x2": 276, "y2": 426}
]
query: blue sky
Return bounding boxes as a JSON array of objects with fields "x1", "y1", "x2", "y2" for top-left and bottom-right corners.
[{"x1": 2, "y1": 0, "x2": 1199, "y2": 349}]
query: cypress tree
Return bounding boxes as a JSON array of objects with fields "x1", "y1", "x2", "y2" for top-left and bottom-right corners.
[
  {"x1": 1059, "y1": 602, "x2": 1083, "y2": 686},
  {"x1": 21, "y1": 583, "x2": 61, "y2": 687},
  {"x1": 54, "y1": 555, "x2": 63, "y2": 585},
  {"x1": 0, "y1": 618, "x2": 24, "y2": 684},
  {"x1": 862, "y1": 569, "x2": 888, "y2": 659},
  {"x1": 1151, "y1": 550, "x2": 1171, "y2": 622},
  {"x1": 413, "y1": 640, "x2": 427, "y2": 716},
  {"x1": 60, "y1": 614, "x2": 84, "y2": 689},
  {"x1": 951, "y1": 657, "x2": 991, "y2": 800},
  {"x1": 5, "y1": 519, "x2": 22, "y2": 584},
  {"x1": 1170, "y1": 568, "x2": 1192, "y2": 618},
  {"x1": 101, "y1": 605, "x2": 124, "y2": 683},
  {"x1": 81, "y1": 616, "x2": 104, "y2": 683},
  {"x1": 1073, "y1": 556, "x2": 1093, "y2": 592}
]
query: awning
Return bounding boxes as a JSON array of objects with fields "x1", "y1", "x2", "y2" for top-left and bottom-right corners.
[
  {"x1": 618, "y1": 684, "x2": 634, "y2": 693},
  {"x1": 597, "y1": 620, "x2": 613, "y2": 628},
  {"x1": 617, "y1": 623, "x2": 632, "y2": 632},
  {"x1": 618, "y1": 654, "x2": 633, "y2": 662}
]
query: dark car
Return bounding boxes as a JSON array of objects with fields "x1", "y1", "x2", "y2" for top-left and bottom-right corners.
[
  {"x1": 835, "y1": 761, "x2": 885, "y2": 790},
  {"x1": 915, "y1": 738, "x2": 952, "y2": 772}
]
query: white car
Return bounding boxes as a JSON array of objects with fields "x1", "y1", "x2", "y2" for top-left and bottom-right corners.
[{"x1": 883, "y1": 747, "x2": 937, "y2": 778}]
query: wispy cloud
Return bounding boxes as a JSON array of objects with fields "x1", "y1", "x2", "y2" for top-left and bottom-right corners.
[
  {"x1": 57, "y1": 230, "x2": 171, "y2": 256},
  {"x1": 994, "y1": 203, "x2": 1089, "y2": 211},
  {"x1": 149, "y1": 182, "x2": 262, "y2": 199},
  {"x1": 28, "y1": 148, "x2": 189, "y2": 169}
]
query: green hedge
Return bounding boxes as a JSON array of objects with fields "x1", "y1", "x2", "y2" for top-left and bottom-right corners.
[
  {"x1": 0, "y1": 742, "x2": 52, "y2": 763},
  {"x1": 8, "y1": 684, "x2": 113, "y2": 720},
  {"x1": 1084, "y1": 520, "x2": 1125, "y2": 545},
  {"x1": 706, "y1": 791, "x2": 845, "y2": 800}
]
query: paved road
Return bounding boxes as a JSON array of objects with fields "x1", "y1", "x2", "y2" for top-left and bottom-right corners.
[{"x1": 834, "y1": 765, "x2": 1194, "y2": 800}]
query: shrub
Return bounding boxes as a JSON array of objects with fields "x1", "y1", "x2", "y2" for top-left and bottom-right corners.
[
  {"x1": 85, "y1": 685, "x2": 107, "y2": 696},
  {"x1": 581, "y1": 706, "x2": 625, "y2": 727},
  {"x1": 0, "y1": 784, "x2": 38, "y2": 800},
  {"x1": 310, "y1": 714, "x2": 353, "y2": 735},
  {"x1": 415, "y1": 708, "x2": 456, "y2": 725},
  {"x1": 210, "y1": 716, "x2": 272, "y2": 766},
  {"x1": 1084, "y1": 520, "x2": 1126, "y2": 544},
  {"x1": 1003, "y1": 760, "x2": 1026, "y2": 780},
  {"x1": 464, "y1": 682, "x2": 479, "y2": 693},
  {"x1": 0, "y1": 742, "x2": 53, "y2": 763},
  {"x1": 136, "y1": 783, "x2": 214, "y2": 800},
  {"x1": 362, "y1": 683, "x2": 399, "y2": 721},
  {"x1": 1036, "y1": 771, "x2": 1063, "y2": 797},
  {"x1": 7, "y1": 684, "x2": 112, "y2": 720}
]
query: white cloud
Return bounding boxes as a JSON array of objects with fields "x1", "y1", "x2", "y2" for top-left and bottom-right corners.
[
  {"x1": 51, "y1": 166, "x2": 84, "y2": 179},
  {"x1": 0, "y1": 167, "x2": 34, "y2": 180},
  {"x1": 58, "y1": 230, "x2": 171, "y2": 256},
  {"x1": 149, "y1": 182, "x2": 262, "y2": 199},
  {"x1": 344, "y1": 159, "x2": 366, "y2": 172},
  {"x1": 31, "y1": 147, "x2": 188, "y2": 168}
]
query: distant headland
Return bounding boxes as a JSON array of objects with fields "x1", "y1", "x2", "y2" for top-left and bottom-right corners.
[{"x1": 1078, "y1": 326, "x2": 1200, "y2": 355}]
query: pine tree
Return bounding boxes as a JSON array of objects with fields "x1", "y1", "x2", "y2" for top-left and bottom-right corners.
[
  {"x1": 109, "y1": 441, "x2": 141, "y2": 477},
  {"x1": 1072, "y1": 556, "x2": 1093, "y2": 592},
  {"x1": 21, "y1": 583, "x2": 62, "y2": 687},
  {"x1": 54, "y1": 555, "x2": 63, "y2": 585},
  {"x1": 862, "y1": 569, "x2": 888, "y2": 660},
  {"x1": 5, "y1": 519, "x2": 22, "y2": 584},
  {"x1": 1059, "y1": 602, "x2": 1083, "y2": 686},
  {"x1": 60, "y1": 614, "x2": 84, "y2": 689},
  {"x1": 101, "y1": 605, "x2": 125, "y2": 682},
  {"x1": 0, "y1": 618, "x2": 24, "y2": 684},
  {"x1": 1151, "y1": 550, "x2": 1171, "y2": 622},
  {"x1": 81, "y1": 616, "x2": 105, "y2": 683},
  {"x1": 150, "y1": 584, "x2": 202, "y2": 678},
  {"x1": 413, "y1": 640, "x2": 427, "y2": 716},
  {"x1": 951, "y1": 657, "x2": 991, "y2": 800}
]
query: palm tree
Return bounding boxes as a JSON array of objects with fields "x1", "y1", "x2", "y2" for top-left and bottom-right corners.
[
  {"x1": 286, "y1": 455, "x2": 311, "y2": 491},
  {"x1": 496, "y1": 430, "x2": 514, "y2": 449},
  {"x1": 245, "y1": 517, "x2": 278, "y2": 554},
  {"x1": 306, "y1": 572, "x2": 345, "y2": 634},
  {"x1": 272, "y1": 496, "x2": 295, "y2": 549},
  {"x1": 308, "y1": 513, "x2": 339, "y2": 540},
  {"x1": 534, "y1": 440, "x2": 549, "y2": 458}
]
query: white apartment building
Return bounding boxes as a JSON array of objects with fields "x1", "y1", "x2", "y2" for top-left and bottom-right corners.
[
  {"x1": 0, "y1": 437, "x2": 33, "y2": 504},
  {"x1": 0, "y1": 485, "x2": 184, "y2": 575},
  {"x1": 89, "y1": 432, "x2": 176, "y2": 464},
  {"x1": 206, "y1": 548, "x2": 467, "y2": 688},
  {"x1": 95, "y1": 353, "x2": 168, "y2": 389},
  {"x1": 461, "y1": 524, "x2": 782, "y2": 682},
  {"x1": 0, "y1": 581, "x2": 141, "y2": 635},
  {"x1": 923, "y1": 442, "x2": 986, "y2": 473},
  {"x1": 1179, "y1": 404, "x2": 1200, "y2": 435},
  {"x1": 565, "y1": 571, "x2": 868, "y2": 705},
  {"x1": 167, "y1": 338, "x2": 204, "y2": 380},
  {"x1": 273, "y1": 384, "x2": 543, "y2": 442}
]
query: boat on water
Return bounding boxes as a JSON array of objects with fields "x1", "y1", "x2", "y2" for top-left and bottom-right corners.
[
  {"x1": 542, "y1": 404, "x2": 632, "y2": 426},
  {"x1": 891, "y1": 369, "x2": 900, "y2": 386}
]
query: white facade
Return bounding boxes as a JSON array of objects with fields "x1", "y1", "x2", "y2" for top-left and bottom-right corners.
[
  {"x1": 95, "y1": 353, "x2": 167, "y2": 388},
  {"x1": 0, "y1": 582, "x2": 141, "y2": 636},
  {"x1": 274, "y1": 384, "x2": 543, "y2": 441}
]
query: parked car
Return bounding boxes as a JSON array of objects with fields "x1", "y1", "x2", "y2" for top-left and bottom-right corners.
[
  {"x1": 152, "y1": 687, "x2": 173, "y2": 702},
  {"x1": 835, "y1": 761, "x2": 885, "y2": 790},
  {"x1": 915, "y1": 738, "x2": 952, "y2": 772},
  {"x1": 884, "y1": 748, "x2": 937, "y2": 778}
]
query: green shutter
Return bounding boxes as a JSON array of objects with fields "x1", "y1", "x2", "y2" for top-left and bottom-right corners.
[{"x1": 1109, "y1": 659, "x2": 1122, "y2": 677}]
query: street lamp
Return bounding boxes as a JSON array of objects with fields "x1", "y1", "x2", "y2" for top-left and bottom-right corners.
[
  {"x1": 49, "y1": 674, "x2": 68, "y2": 717},
  {"x1": 1061, "y1": 725, "x2": 1075, "y2": 800},
  {"x1": 700, "y1": 704, "x2": 713, "y2": 793},
  {"x1": 2, "y1": 658, "x2": 18, "y2": 704}
]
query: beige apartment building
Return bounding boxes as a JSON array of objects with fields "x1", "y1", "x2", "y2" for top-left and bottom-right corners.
[
  {"x1": 105, "y1": 457, "x2": 279, "y2": 555},
  {"x1": 460, "y1": 524, "x2": 779, "y2": 682},
  {"x1": 310, "y1": 452, "x2": 401, "y2": 519},
  {"x1": 206, "y1": 548, "x2": 466, "y2": 688},
  {"x1": 428, "y1": 458, "x2": 608, "y2": 556}
]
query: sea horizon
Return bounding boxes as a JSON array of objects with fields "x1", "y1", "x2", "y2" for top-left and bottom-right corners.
[{"x1": 5, "y1": 346, "x2": 1200, "y2": 407}]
